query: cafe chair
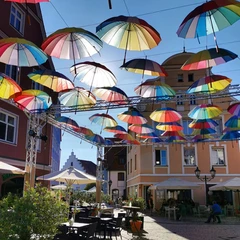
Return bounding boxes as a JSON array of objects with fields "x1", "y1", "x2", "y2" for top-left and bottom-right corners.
[
  {"x1": 106, "y1": 217, "x2": 123, "y2": 240},
  {"x1": 54, "y1": 225, "x2": 68, "y2": 240},
  {"x1": 79, "y1": 222, "x2": 98, "y2": 239}
]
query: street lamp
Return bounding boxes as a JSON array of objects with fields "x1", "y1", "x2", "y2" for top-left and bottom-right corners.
[
  {"x1": 194, "y1": 166, "x2": 216, "y2": 205},
  {"x1": 108, "y1": 179, "x2": 112, "y2": 198}
]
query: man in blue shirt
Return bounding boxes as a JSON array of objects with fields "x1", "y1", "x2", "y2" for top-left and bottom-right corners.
[{"x1": 205, "y1": 201, "x2": 222, "y2": 223}]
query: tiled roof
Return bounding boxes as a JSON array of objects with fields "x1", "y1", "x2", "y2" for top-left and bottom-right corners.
[{"x1": 78, "y1": 160, "x2": 96, "y2": 177}]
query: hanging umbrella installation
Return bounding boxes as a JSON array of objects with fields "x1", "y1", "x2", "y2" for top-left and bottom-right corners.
[
  {"x1": 85, "y1": 134, "x2": 105, "y2": 145},
  {"x1": 114, "y1": 133, "x2": 140, "y2": 145},
  {"x1": 128, "y1": 123, "x2": 154, "y2": 134},
  {"x1": 137, "y1": 132, "x2": 159, "y2": 139},
  {"x1": 96, "y1": 15, "x2": 161, "y2": 64},
  {"x1": 89, "y1": 113, "x2": 118, "y2": 128},
  {"x1": 189, "y1": 119, "x2": 219, "y2": 129},
  {"x1": 225, "y1": 115, "x2": 240, "y2": 129},
  {"x1": 156, "y1": 122, "x2": 183, "y2": 132},
  {"x1": 150, "y1": 107, "x2": 182, "y2": 123},
  {"x1": 28, "y1": 69, "x2": 74, "y2": 92},
  {"x1": 192, "y1": 134, "x2": 212, "y2": 143},
  {"x1": 0, "y1": 73, "x2": 22, "y2": 99},
  {"x1": 117, "y1": 107, "x2": 147, "y2": 124},
  {"x1": 74, "y1": 126, "x2": 93, "y2": 136},
  {"x1": 55, "y1": 116, "x2": 79, "y2": 130},
  {"x1": 103, "y1": 125, "x2": 127, "y2": 134},
  {"x1": 228, "y1": 102, "x2": 240, "y2": 116}
]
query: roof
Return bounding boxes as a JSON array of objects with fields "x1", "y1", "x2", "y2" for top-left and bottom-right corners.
[{"x1": 78, "y1": 160, "x2": 96, "y2": 176}]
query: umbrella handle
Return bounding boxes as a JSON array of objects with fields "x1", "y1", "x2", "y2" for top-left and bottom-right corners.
[{"x1": 108, "y1": 0, "x2": 112, "y2": 9}]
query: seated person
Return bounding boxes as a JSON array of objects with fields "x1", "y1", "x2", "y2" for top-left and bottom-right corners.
[{"x1": 205, "y1": 201, "x2": 222, "y2": 223}]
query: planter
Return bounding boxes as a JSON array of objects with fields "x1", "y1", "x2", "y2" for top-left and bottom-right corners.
[{"x1": 130, "y1": 220, "x2": 142, "y2": 233}]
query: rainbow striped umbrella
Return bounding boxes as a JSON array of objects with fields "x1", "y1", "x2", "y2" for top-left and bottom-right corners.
[
  {"x1": 227, "y1": 102, "x2": 240, "y2": 116},
  {"x1": 120, "y1": 58, "x2": 167, "y2": 77},
  {"x1": 189, "y1": 119, "x2": 218, "y2": 129},
  {"x1": 0, "y1": 73, "x2": 22, "y2": 99},
  {"x1": 150, "y1": 107, "x2": 182, "y2": 123},
  {"x1": 192, "y1": 128, "x2": 216, "y2": 136},
  {"x1": 142, "y1": 137, "x2": 163, "y2": 143},
  {"x1": 85, "y1": 134, "x2": 105, "y2": 144},
  {"x1": 188, "y1": 104, "x2": 222, "y2": 120},
  {"x1": 114, "y1": 133, "x2": 140, "y2": 145},
  {"x1": 55, "y1": 116, "x2": 79, "y2": 130},
  {"x1": 74, "y1": 126, "x2": 93, "y2": 136},
  {"x1": 220, "y1": 131, "x2": 240, "y2": 140},
  {"x1": 96, "y1": 15, "x2": 161, "y2": 64},
  {"x1": 181, "y1": 48, "x2": 237, "y2": 70},
  {"x1": 117, "y1": 107, "x2": 147, "y2": 124},
  {"x1": 165, "y1": 135, "x2": 187, "y2": 143},
  {"x1": 187, "y1": 75, "x2": 232, "y2": 94},
  {"x1": 137, "y1": 132, "x2": 159, "y2": 139},
  {"x1": 225, "y1": 116, "x2": 240, "y2": 128},
  {"x1": 192, "y1": 134, "x2": 212, "y2": 142},
  {"x1": 89, "y1": 113, "x2": 118, "y2": 128},
  {"x1": 129, "y1": 123, "x2": 154, "y2": 134},
  {"x1": 103, "y1": 125, "x2": 127, "y2": 134},
  {"x1": 161, "y1": 131, "x2": 185, "y2": 138},
  {"x1": 104, "y1": 139, "x2": 114, "y2": 145},
  {"x1": 14, "y1": 89, "x2": 52, "y2": 112},
  {"x1": 156, "y1": 122, "x2": 183, "y2": 131}
]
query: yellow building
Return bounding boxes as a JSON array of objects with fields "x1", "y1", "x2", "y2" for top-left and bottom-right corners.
[{"x1": 127, "y1": 52, "x2": 240, "y2": 210}]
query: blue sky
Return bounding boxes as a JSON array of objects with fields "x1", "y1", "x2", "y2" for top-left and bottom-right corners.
[{"x1": 40, "y1": 0, "x2": 240, "y2": 168}]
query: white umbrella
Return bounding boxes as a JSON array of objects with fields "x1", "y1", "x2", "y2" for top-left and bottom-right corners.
[
  {"x1": 37, "y1": 166, "x2": 96, "y2": 185},
  {"x1": 0, "y1": 161, "x2": 25, "y2": 174},
  {"x1": 87, "y1": 186, "x2": 97, "y2": 193},
  {"x1": 209, "y1": 177, "x2": 240, "y2": 191},
  {"x1": 149, "y1": 178, "x2": 200, "y2": 190},
  {"x1": 50, "y1": 184, "x2": 68, "y2": 190}
]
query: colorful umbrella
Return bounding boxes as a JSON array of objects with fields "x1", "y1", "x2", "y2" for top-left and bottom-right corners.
[
  {"x1": 41, "y1": 27, "x2": 103, "y2": 70},
  {"x1": 192, "y1": 128, "x2": 216, "y2": 136},
  {"x1": 96, "y1": 15, "x2": 161, "y2": 64},
  {"x1": 189, "y1": 119, "x2": 218, "y2": 129},
  {"x1": 187, "y1": 75, "x2": 232, "y2": 94},
  {"x1": 70, "y1": 61, "x2": 117, "y2": 89},
  {"x1": 74, "y1": 126, "x2": 93, "y2": 136},
  {"x1": 5, "y1": 0, "x2": 49, "y2": 2},
  {"x1": 117, "y1": 107, "x2": 147, "y2": 124},
  {"x1": 225, "y1": 116, "x2": 240, "y2": 128},
  {"x1": 28, "y1": 69, "x2": 74, "y2": 92},
  {"x1": 128, "y1": 123, "x2": 154, "y2": 134},
  {"x1": 142, "y1": 137, "x2": 163, "y2": 143},
  {"x1": 120, "y1": 58, "x2": 167, "y2": 77},
  {"x1": 137, "y1": 132, "x2": 159, "y2": 139},
  {"x1": 0, "y1": 38, "x2": 47, "y2": 67},
  {"x1": 89, "y1": 113, "x2": 118, "y2": 128},
  {"x1": 177, "y1": 0, "x2": 240, "y2": 49},
  {"x1": 165, "y1": 135, "x2": 187, "y2": 143},
  {"x1": 150, "y1": 107, "x2": 182, "y2": 123},
  {"x1": 223, "y1": 127, "x2": 240, "y2": 133},
  {"x1": 188, "y1": 104, "x2": 222, "y2": 120},
  {"x1": 220, "y1": 131, "x2": 240, "y2": 140},
  {"x1": 93, "y1": 86, "x2": 128, "y2": 105},
  {"x1": 227, "y1": 102, "x2": 240, "y2": 116},
  {"x1": 114, "y1": 133, "x2": 140, "y2": 145},
  {"x1": 14, "y1": 89, "x2": 52, "y2": 112},
  {"x1": 55, "y1": 116, "x2": 79, "y2": 130},
  {"x1": 192, "y1": 134, "x2": 212, "y2": 142},
  {"x1": 59, "y1": 87, "x2": 96, "y2": 110},
  {"x1": 161, "y1": 131, "x2": 185, "y2": 137},
  {"x1": 103, "y1": 125, "x2": 127, "y2": 134},
  {"x1": 134, "y1": 78, "x2": 175, "y2": 99},
  {"x1": 0, "y1": 73, "x2": 22, "y2": 99},
  {"x1": 85, "y1": 134, "x2": 105, "y2": 144},
  {"x1": 181, "y1": 48, "x2": 238, "y2": 70},
  {"x1": 104, "y1": 139, "x2": 114, "y2": 145},
  {"x1": 156, "y1": 122, "x2": 183, "y2": 131}
]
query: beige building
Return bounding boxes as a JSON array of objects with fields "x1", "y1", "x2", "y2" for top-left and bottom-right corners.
[{"x1": 127, "y1": 52, "x2": 240, "y2": 210}]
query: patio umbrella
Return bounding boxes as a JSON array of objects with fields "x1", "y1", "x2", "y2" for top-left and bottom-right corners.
[
  {"x1": 117, "y1": 107, "x2": 147, "y2": 124},
  {"x1": 227, "y1": 102, "x2": 240, "y2": 116},
  {"x1": 103, "y1": 125, "x2": 127, "y2": 134},
  {"x1": 128, "y1": 123, "x2": 155, "y2": 134},
  {"x1": 0, "y1": 73, "x2": 22, "y2": 99},
  {"x1": 188, "y1": 104, "x2": 222, "y2": 120},
  {"x1": 225, "y1": 116, "x2": 240, "y2": 128},
  {"x1": 41, "y1": 27, "x2": 103, "y2": 72},
  {"x1": 0, "y1": 161, "x2": 25, "y2": 174},
  {"x1": 149, "y1": 178, "x2": 200, "y2": 190},
  {"x1": 93, "y1": 86, "x2": 128, "y2": 105},
  {"x1": 55, "y1": 116, "x2": 79, "y2": 130},
  {"x1": 177, "y1": 0, "x2": 240, "y2": 50},
  {"x1": 14, "y1": 89, "x2": 52, "y2": 113},
  {"x1": 50, "y1": 184, "x2": 68, "y2": 190},
  {"x1": 189, "y1": 119, "x2": 219, "y2": 129},
  {"x1": 28, "y1": 69, "x2": 74, "y2": 92},
  {"x1": 150, "y1": 107, "x2": 182, "y2": 123},
  {"x1": 181, "y1": 48, "x2": 238, "y2": 70},
  {"x1": 59, "y1": 87, "x2": 96, "y2": 110},
  {"x1": 187, "y1": 75, "x2": 232, "y2": 94},
  {"x1": 120, "y1": 58, "x2": 167, "y2": 77},
  {"x1": 156, "y1": 122, "x2": 183, "y2": 131},
  {"x1": 70, "y1": 61, "x2": 117, "y2": 90},
  {"x1": 209, "y1": 177, "x2": 240, "y2": 191},
  {"x1": 96, "y1": 15, "x2": 161, "y2": 64}
]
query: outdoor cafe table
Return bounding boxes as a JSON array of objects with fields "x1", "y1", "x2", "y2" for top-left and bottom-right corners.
[
  {"x1": 62, "y1": 222, "x2": 90, "y2": 235},
  {"x1": 122, "y1": 205, "x2": 140, "y2": 228},
  {"x1": 89, "y1": 216, "x2": 112, "y2": 238}
]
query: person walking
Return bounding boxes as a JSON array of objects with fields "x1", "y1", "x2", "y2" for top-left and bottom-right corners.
[
  {"x1": 205, "y1": 201, "x2": 222, "y2": 223},
  {"x1": 148, "y1": 194, "x2": 154, "y2": 216}
]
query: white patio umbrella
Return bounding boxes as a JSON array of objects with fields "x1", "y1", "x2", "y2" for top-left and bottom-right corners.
[
  {"x1": 0, "y1": 161, "x2": 25, "y2": 174},
  {"x1": 50, "y1": 184, "x2": 68, "y2": 190},
  {"x1": 149, "y1": 178, "x2": 200, "y2": 190},
  {"x1": 209, "y1": 177, "x2": 240, "y2": 191}
]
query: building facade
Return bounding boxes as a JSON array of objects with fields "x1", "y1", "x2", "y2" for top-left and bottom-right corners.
[{"x1": 127, "y1": 52, "x2": 240, "y2": 210}]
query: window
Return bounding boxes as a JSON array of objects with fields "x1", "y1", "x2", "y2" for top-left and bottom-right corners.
[
  {"x1": 118, "y1": 172, "x2": 124, "y2": 181},
  {"x1": 32, "y1": 81, "x2": 43, "y2": 91},
  {"x1": 134, "y1": 154, "x2": 137, "y2": 170},
  {"x1": 155, "y1": 149, "x2": 167, "y2": 166},
  {"x1": 184, "y1": 147, "x2": 196, "y2": 165},
  {"x1": 189, "y1": 95, "x2": 196, "y2": 105},
  {"x1": 0, "y1": 111, "x2": 17, "y2": 144},
  {"x1": 177, "y1": 95, "x2": 184, "y2": 105},
  {"x1": 5, "y1": 65, "x2": 18, "y2": 83},
  {"x1": 177, "y1": 74, "x2": 183, "y2": 82},
  {"x1": 182, "y1": 120, "x2": 193, "y2": 135},
  {"x1": 211, "y1": 148, "x2": 225, "y2": 165},
  {"x1": 214, "y1": 119, "x2": 223, "y2": 136},
  {"x1": 10, "y1": 4, "x2": 24, "y2": 34},
  {"x1": 127, "y1": 162, "x2": 129, "y2": 175},
  {"x1": 188, "y1": 73, "x2": 194, "y2": 82},
  {"x1": 119, "y1": 156, "x2": 126, "y2": 165}
]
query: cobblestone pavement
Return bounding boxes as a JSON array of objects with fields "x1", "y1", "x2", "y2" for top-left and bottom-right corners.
[{"x1": 117, "y1": 212, "x2": 240, "y2": 240}]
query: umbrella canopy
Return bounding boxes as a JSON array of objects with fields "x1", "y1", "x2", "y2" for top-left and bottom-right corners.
[
  {"x1": 0, "y1": 38, "x2": 47, "y2": 67},
  {"x1": 0, "y1": 73, "x2": 22, "y2": 99},
  {"x1": 137, "y1": 132, "x2": 159, "y2": 139},
  {"x1": 189, "y1": 119, "x2": 219, "y2": 129},
  {"x1": 93, "y1": 86, "x2": 128, "y2": 104},
  {"x1": 188, "y1": 104, "x2": 222, "y2": 120},
  {"x1": 149, "y1": 178, "x2": 200, "y2": 190},
  {"x1": 156, "y1": 122, "x2": 183, "y2": 131},
  {"x1": 70, "y1": 61, "x2": 117, "y2": 88},
  {"x1": 209, "y1": 177, "x2": 240, "y2": 191},
  {"x1": 37, "y1": 166, "x2": 96, "y2": 185},
  {"x1": 89, "y1": 113, "x2": 118, "y2": 128},
  {"x1": 129, "y1": 123, "x2": 154, "y2": 134},
  {"x1": 225, "y1": 116, "x2": 240, "y2": 128},
  {"x1": 85, "y1": 134, "x2": 105, "y2": 144},
  {"x1": 117, "y1": 107, "x2": 147, "y2": 124},
  {"x1": 59, "y1": 87, "x2": 96, "y2": 110},
  {"x1": 96, "y1": 15, "x2": 161, "y2": 64},
  {"x1": 5, "y1": 0, "x2": 49, "y2": 2},
  {"x1": 120, "y1": 58, "x2": 167, "y2": 77},
  {"x1": 142, "y1": 137, "x2": 163, "y2": 143},
  {"x1": 161, "y1": 131, "x2": 185, "y2": 138},
  {"x1": 150, "y1": 107, "x2": 182, "y2": 123},
  {"x1": 74, "y1": 126, "x2": 93, "y2": 136},
  {"x1": 191, "y1": 128, "x2": 216, "y2": 135},
  {"x1": 228, "y1": 102, "x2": 240, "y2": 116},
  {"x1": 103, "y1": 125, "x2": 127, "y2": 134},
  {"x1": 192, "y1": 134, "x2": 212, "y2": 142},
  {"x1": 0, "y1": 161, "x2": 25, "y2": 174},
  {"x1": 50, "y1": 184, "x2": 68, "y2": 190},
  {"x1": 181, "y1": 48, "x2": 238, "y2": 70},
  {"x1": 220, "y1": 131, "x2": 240, "y2": 140},
  {"x1": 14, "y1": 89, "x2": 52, "y2": 112},
  {"x1": 28, "y1": 69, "x2": 74, "y2": 92},
  {"x1": 165, "y1": 135, "x2": 187, "y2": 143},
  {"x1": 55, "y1": 116, "x2": 79, "y2": 129},
  {"x1": 187, "y1": 75, "x2": 232, "y2": 94},
  {"x1": 134, "y1": 78, "x2": 175, "y2": 99}
]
